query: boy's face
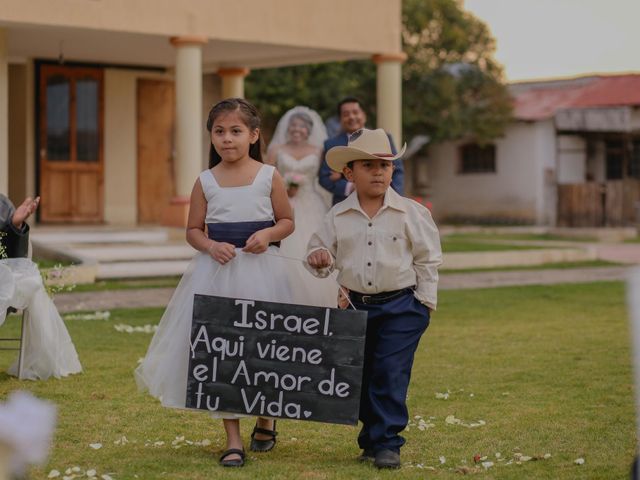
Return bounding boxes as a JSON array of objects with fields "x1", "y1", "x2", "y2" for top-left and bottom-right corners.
[{"x1": 343, "y1": 159, "x2": 394, "y2": 198}]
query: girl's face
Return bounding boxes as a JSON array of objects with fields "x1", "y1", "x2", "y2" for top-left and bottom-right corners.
[
  {"x1": 287, "y1": 117, "x2": 310, "y2": 144},
  {"x1": 211, "y1": 111, "x2": 259, "y2": 163}
]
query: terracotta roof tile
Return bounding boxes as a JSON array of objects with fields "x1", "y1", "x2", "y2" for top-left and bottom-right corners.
[{"x1": 510, "y1": 74, "x2": 640, "y2": 121}]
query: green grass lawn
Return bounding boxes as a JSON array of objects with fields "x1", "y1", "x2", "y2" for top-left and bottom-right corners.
[
  {"x1": 441, "y1": 236, "x2": 556, "y2": 253},
  {"x1": 0, "y1": 281, "x2": 634, "y2": 479},
  {"x1": 440, "y1": 259, "x2": 621, "y2": 274},
  {"x1": 442, "y1": 233, "x2": 598, "y2": 243}
]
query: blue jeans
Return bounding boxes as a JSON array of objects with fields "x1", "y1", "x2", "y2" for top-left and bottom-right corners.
[{"x1": 353, "y1": 291, "x2": 430, "y2": 453}]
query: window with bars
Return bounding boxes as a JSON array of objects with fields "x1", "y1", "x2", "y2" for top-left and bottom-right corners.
[{"x1": 459, "y1": 143, "x2": 496, "y2": 174}]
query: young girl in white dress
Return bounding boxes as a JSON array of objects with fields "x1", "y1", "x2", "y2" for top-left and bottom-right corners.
[
  {"x1": 135, "y1": 98, "x2": 294, "y2": 468},
  {"x1": 266, "y1": 107, "x2": 337, "y2": 307}
]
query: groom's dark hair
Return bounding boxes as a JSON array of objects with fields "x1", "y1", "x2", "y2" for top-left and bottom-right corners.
[{"x1": 337, "y1": 96, "x2": 364, "y2": 117}]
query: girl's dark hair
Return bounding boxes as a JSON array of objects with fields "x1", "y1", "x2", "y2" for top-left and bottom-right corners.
[{"x1": 206, "y1": 98, "x2": 263, "y2": 168}]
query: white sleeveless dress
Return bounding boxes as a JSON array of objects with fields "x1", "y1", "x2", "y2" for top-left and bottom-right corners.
[
  {"x1": 135, "y1": 164, "x2": 292, "y2": 415},
  {"x1": 276, "y1": 151, "x2": 337, "y2": 308}
]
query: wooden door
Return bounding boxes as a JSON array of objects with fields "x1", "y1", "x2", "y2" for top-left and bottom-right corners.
[
  {"x1": 137, "y1": 79, "x2": 176, "y2": 224},
  {"x1": 39, "y1": 65, "x2": 104, "y2": 223}
]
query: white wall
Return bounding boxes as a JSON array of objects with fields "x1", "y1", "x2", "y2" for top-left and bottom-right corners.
[
  {"x1": 104, "y1": 68, "x2": 171, "y2": 224},
  {"x1": 424, "y1": 120, "x2": 555, "y2": 224},
  {"x1": 556, "y1": 134, "x2": 586, "y2": 184}
]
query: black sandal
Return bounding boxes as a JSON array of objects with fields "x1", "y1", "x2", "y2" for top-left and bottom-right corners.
[
  {"x1": 219, "y1": 448, "x2": 245, "y2": 467},
  {"x1": 249, "y1": 420, "x2": 278, "y2": 452}
]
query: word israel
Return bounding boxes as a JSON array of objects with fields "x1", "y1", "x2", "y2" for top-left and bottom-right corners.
[{"x1": 232, "y1": 299, "x2": 334, "y2": 336}]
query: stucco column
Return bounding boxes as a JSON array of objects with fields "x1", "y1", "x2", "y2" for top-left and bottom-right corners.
[
  {"x1": 0, "y1": 28, "x2": 8, "y2": 195},
  {"x1": 163, "y1": 35, "x2": 207, "y2": 227},
  {"x1": 217, "y1": 67, "x2": 250, "y2": 99},
  {"x1": 373, "y1": 52, "x2": 407, "y2": 147}
]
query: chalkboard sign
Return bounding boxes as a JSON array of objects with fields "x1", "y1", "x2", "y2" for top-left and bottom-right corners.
[{"x1": 186, "y1": 294, "x2": 368, "y2": 425}]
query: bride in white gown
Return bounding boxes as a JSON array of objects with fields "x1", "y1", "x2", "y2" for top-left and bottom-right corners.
[{"x1": 267, "y1": 106, "x2": 337, "y2": 307}]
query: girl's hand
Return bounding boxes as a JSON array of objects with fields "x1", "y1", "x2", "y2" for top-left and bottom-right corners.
[
  {"x1": 287, "y1": 186, "x2": 298, "y2": 198},
  {"x1": 208, "y1": 241, "x2": 236, "y2": 264},
  {"x1": 243, "y1": 230, "x2": 271, "y2": 254},
  {"x1": 307, "y1": 250, "x2": 332, "y2": 269},
  {"x1": 337, "y1": 287, "x2": 350, "y2": 309}
]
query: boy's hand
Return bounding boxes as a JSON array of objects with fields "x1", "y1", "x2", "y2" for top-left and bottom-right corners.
[
  {"x1": 208, "y1": 241, "x2": 236, "y2": 264},
  {"x1": 243, "y1": 230, "x2": 270, "y2": 254},
  {"x1": 307, "y1": 250, "x2": 332, "y2": 269}
]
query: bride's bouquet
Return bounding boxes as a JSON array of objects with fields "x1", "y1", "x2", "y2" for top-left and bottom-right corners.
[{"x1": 283, "y1": 172, "x2": 305, "y2": 189}]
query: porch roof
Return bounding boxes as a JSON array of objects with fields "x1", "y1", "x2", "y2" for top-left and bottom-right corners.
[{"x1": 1, "y1": 0, "x2": 402, "y2": 70}]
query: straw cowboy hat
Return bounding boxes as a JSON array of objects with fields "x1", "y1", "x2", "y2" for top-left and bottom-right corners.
[{"x1": 326, "y1": 128, "x2": 406, "y2": 172}]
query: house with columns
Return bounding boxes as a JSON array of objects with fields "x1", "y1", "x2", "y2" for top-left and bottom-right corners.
[{"x1": 1, "y1": 0, "x2": 406, "y2": 226}]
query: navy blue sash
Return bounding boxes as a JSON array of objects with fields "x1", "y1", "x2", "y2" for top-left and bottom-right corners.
[{"x1": 207, "y1": 221, "x2": 280, "y2": 248}]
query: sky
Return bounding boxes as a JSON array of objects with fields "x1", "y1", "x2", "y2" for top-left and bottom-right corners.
[{"x1": 463, "y1": 0, "x2": 640, "y2": 82}]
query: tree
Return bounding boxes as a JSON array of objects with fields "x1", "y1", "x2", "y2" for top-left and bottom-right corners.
[
  {"x1": 246, "y1": 61, "x2": 376, "y2": 140},
  {"x1": 402, "y1": 0, "x2": 512, "y2": 142},
  {"x1": 245, "y1": 0, "x2": 512, "y2": 144}
]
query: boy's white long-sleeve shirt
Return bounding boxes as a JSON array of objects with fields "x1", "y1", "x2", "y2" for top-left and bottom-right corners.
[{"x1": 305, "y1": 188, "x2": 443, "y2": 310}]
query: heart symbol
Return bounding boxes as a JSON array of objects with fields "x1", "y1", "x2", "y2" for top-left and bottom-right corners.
[{"x1": 303, "y1": 410, "x2": 312, "y2": 418}]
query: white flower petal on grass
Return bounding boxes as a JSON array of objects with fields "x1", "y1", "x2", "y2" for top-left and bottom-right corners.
[
  {"x1": 89, "y1": 443, "x2": 102, "y2": 449},
  {"x1": 65, "y1": 469, "x2": 72, "y2": 475},
  {"x1": 200, "y1": 439, "x2": 211, "y2": 446},
  {"x1": 153, "y1": 441, "x2": 165, "y2": 447},
  {"x1": 544, "y1": 453, "x2": 552, "y2": 459},
  {"x1": 495, "y1": 452, "x2": 502, "y2": 459},
  {"x1": 445, "y1": 415, "x2": 460, "y2": 425},
  {"x1": 71, "y1": 467, "x2": 81, "y2": 473},
  {"x1": 101, "y1": 475, "x2": 114, "y2": 480},
  {"x1": 48, "y1": 471, "x2": 61, "y2": 478},
  {"x1": 87, "y1": 470, "x2": 97, "y2": 477},
  {"x1": 435, "y1": 392, "x2": 449, "y2": 400},
  {"x1": 520, "y1": 455, "x2": 532, "y2": 462},
  {"x1": 439, "y1": 456, "x2": 446, "y2": 464},
  {"x1": 481, "y1": 461, "x2": 494, "y2": 469},
  {"x1": 574, "y1": 458, "x2": 585, "y2": 465},
  {"x1": 114, "y1": 323, "x2": 157, "y2": 334},
  {"x1": 65, "y1": 311, "x2": 110, "y2": 321}
]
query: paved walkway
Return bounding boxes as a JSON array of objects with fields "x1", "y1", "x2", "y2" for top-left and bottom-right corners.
[{"x1": 53, "y1": 265, "x2": 636, "y2": 313}]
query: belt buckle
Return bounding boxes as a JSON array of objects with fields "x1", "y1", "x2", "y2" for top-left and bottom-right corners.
[{"x1": 361, "y1": 295, "x2": 371, "y2": 304}]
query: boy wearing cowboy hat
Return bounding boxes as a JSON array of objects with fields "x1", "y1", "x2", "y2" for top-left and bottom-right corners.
[{"x1": 305, "y1": 128, "x2": 442, "y2": 469}]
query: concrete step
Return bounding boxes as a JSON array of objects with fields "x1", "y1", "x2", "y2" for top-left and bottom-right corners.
[
  {"x1": 31, "y1": 229, "x2": 171, "y2": 245},
  {"x1": 71, "y1": 244, "x2": 196, "y2": 263},
  {"x1": 97, "y1": 260, "x2": 190, "y2": 279}
]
